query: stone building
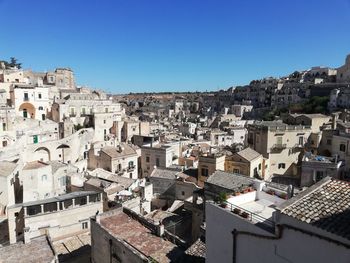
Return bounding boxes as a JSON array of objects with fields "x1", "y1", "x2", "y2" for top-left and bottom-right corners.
[
  {"x1": 91, "y1": 208, "x2": 185, "y2": 263},
  {"x1": 225, "y1": 147, "x2": 267, "y2": 179},
  {"x1": 7, "y1": 191, "x2": 103, "y2": 244},
  {"x1": 140, "y1": 145, "x2": 174, "y2": 177},
  {"x1": 337, "y1": 54, "x2": 350, "y2": 83},
  {"x1": 248, "y1": 121, "x2": 312, "y2": 181},
  {"x1": 88, "y1": 143, "x2": 140, "y2": 179},
  {"x1": 197, "y1": 153, "x2": 225, "y2": 185}
]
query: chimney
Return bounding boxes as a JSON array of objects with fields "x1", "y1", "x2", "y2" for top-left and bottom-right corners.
[
  {"x1": 287, "y1": 185, "x2": 294, "y2": 199},
  {"x1": 331, "y1": 114, "x2": 338, "y2": 130},
  {"x1": 157, "y1": 223, "x2": 165, "y2": 236}
]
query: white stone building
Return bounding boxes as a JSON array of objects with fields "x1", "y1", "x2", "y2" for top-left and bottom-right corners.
[
  {"x1": 206, "y1": 177, "x2": 350, "y2": 263},
  {"x1": 10, "y1": 84, "x2": 50, "y2": 120},
  {"x1": 7, "y1": 191, "x2": 103, "y2": 244}
]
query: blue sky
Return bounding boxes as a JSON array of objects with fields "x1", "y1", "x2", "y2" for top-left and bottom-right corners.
[{"x1": 1, "y1": 0, "x2": 350, "y2": 93}]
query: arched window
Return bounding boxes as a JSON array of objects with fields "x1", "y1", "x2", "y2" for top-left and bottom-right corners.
[
  {"x1": 128, "y1": 161, "x2": 134, "y2": 168},
  {"x1": 38, "y1": 106, "x2": 44, "y2": 110}
]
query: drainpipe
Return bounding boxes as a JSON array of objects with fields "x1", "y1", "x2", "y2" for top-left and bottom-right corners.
[{"x1": 232, "y1": 229, "x2": 237, "y2": 263}]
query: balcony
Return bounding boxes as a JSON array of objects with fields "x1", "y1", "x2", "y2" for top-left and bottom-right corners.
[
  {"x1": 117, "y1": 169, "x2": 126, "y2": 175},
  {"x1": 219, "y1": 201, "x2": 275, "y2": 232},
  {"x1": 127, "y1": 165, "x2": 136, "y2": 172},
  {"x1": 292, "y1": 144, "x2": 305, "y2": 152},
  {"x1": 69, "y1": 113, "x2": 76, "y2": 117},
  {"x1": 270, "y1": 143, "x2": 287, "y2": 151},
  {"x1": 23, "y1": 97, "x2": 29, "y2": 101}
]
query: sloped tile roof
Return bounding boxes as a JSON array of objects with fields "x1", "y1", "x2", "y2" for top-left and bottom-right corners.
[
  {"x1": 280, "y1": 178, "x2": 350, "y2": 240},
  {"x1": 206, "y1": 170, "x2": 254, "y2": 191},
  {"x1": 236, "y1": 147, "x2": 261, "y2": 162}
]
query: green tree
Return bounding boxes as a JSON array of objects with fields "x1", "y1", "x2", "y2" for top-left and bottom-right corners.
[{"x1": 1, "y1": 57, "x2": 22, "y2": 69}]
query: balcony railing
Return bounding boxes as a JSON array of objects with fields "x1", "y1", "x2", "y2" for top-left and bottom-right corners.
[
  {"x1": 293, "y1": 143, "x2": 304, "y2": 149},
  {"x1": 69, "y1": 113, "x2": 76, "y2": 117},
  {"x1": 127, "y1": 165, "x2": 136, "y2": 172},
  {"x1": 271, "y1": 143, "x2": 287, "y2": 150},
  {"x1": 23, "y1": 97, "x2": 29, "y2": 101},
  {"x1": 223, "y1": 201, "x2": 275, "y2": 231}
]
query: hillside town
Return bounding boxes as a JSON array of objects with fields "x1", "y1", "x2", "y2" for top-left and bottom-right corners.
[{"x1": 0, "y1": 54, "x2": 350, "y2": 263}]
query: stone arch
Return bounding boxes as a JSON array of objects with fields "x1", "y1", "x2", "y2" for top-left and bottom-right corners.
[
  {"x1": 57, "y1": 144, "x2": 70, "y2": 163},
  {"x1": 56, "y1": 144, "x2": 70, "y2": 149},
  {"x1": 19, "y1": 102, "x2": 35, "y2": 119},
  {"x1": 34, "y1": 147, "x2": 51, "y2": 162}
]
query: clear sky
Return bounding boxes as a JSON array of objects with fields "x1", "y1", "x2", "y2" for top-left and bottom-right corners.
[{"x1": 1, "y1": 0, "x2": 350, "y2": 93}]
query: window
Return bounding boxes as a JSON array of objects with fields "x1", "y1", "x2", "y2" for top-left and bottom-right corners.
[
  {"x1": 23, "y1": 109, "x2": 28, "y2": 118},
  {"x1": 42, "y1": 114, "x2": 45, "y2": 120},
  {"x1": 156, "y1": 158, "x2": 160, "y2": 167},
  {"x1": 340, "y1": 144, "x2": 346, "y2": 152},
  {"x1": 33, "y1": 135, "x2": 38, "y2": 144},
  {"x1": 276, "y1": 136, "x2": 283, "y2": 145},
  {"x1": 299, "y1": 136, "x2": 303, "y2": 145},
  {"x1": 24, "y1": 93, "x2": 29, "y2": 101},
  {"x1": 146, "y1": 156, "x2": 150, "y2": 163},
  {"x1": 118, "y1": 164, "x2": 122, "y2": 171},
  {"x1": 316, "y1": 171, "x2": 324, "y2": 181},
  {"x1": 105, "y1": 108, "x2": 108, "y2": 113},
  {"x1": 233, "y1": 168, "x2": 240, "y2": 173},
  {"x1": 38, "y1": 93, "x2": 42, "y2": 99},
  {"x1": 201, "y1": 168, "x2": 209, "y2": 177},
  {"x1": 129, "y1": 173, "x2": 133, "y2": 178},
  {"x1": 103, "y1": 120, "x2": 106, "y2": 124},
  {"x1": 2, "y1": 141, "x2": 7, "y2": 147},
  {"x1": 2, "y1": 123, "x2": 6, "y2": 131},
  {"x1": 59, "y1": 176, "x2": 66, "y2": 187},
  {"x1": 258, "y1": 163, "x2": 261, "y2": 170},
  {"x1": 42, "y1": 175, "x2": 47, "y2": 181},
  {"x1": 38, "y1": 106, "x2": 44, "y2": 110},
  {"x1": 278, "y1": 163, "x2": 286, "y2": 169},
  {"x1": 222, "y1": 137, "x2": 225, "y2": 142},
  {"x1": 182, "y1": 191, "x2": 185, "y2": 196},
  {"x1": 82, "y1": 222, "x2": 88, "y2": 229},
  {"x1": 128, "y1": 161, "x2": 134, "y2": 168}
]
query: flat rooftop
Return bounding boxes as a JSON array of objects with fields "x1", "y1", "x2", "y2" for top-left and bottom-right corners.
[
  {"x1": 237, "y1": 199, "x2": 276, "y2": 221},
  {"x1": 100, "y1": 210, "x2": 183, "y2": 262},
  {"x1": 0, "y1": 236, "x2": 56, "y2": 263}
]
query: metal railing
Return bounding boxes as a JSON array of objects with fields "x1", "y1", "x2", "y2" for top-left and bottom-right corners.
[
  {"x1": 271, "y1": 143, "x2": 287, "y2": 150},
  {"x1": 127, "y1": 165, "x2": 136, "y2": 172},
  {"x1": 224, "y1": 201, "x2": 275, "y2": 230}
]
